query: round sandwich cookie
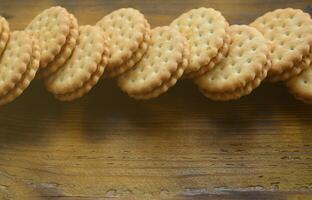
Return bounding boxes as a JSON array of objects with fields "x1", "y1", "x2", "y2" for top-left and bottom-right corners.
[
  {"x1": 26, "y1": 6, "x2": 74, "y2": 68},
  {"x1": 117, "y1": 26, "x2": 189, "y2": 100},
  {"x1": 286, "y1": 52, "x2": 312, "y2": 103},
  {"x1": 0, "y1": 36, "x2": 40, "y2": 106},
  {"x1": 170, "y1": 7, "x2": 229, "y2": 78},
  {"x1": 0, "y1": 31, "x2": 37, "y2": 105},
  {"x1": 45, "y1": 25, "x2": 109, "y2": 101},
  {"x1": 0, "y1": 16, "x2": 9, "y2": 57},
  {"x1": 250, "y1": 8, "x2": 312, "y2": 82},
  {"x1": 38, "y1": 14, "x2": 79, "y2": 78},
  {"x1": 194, "y1": 25, "x2": 270, "y2": 101},
  {"x1": 96, "y1": 8, "x2": 151, "y2": 78}
]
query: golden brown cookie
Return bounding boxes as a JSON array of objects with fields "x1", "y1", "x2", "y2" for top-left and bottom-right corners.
[
  {"x1": 194, "y1": 25, "x2": 270, "y2": 101},
  {"x1": 286, "y1": 52, "x2": 312, "y2": 103},
  {"x1": 26, "y1": 6, "x2": 72, "y2": 68},
  {"x1": 250, "y1": 8, "x2": 312, "y2": 82},
  {"x1": 45, "y1": 25, "x2": 109, "y2": 101},
  {"x1": 117, "y1": 26, "x2": 188, "y2": 100},
  {"x1": 0, "y1": 36, "x2": 40, "y2": 106},
  {"x1": 38, "y1": 14, "x2": 79, "y2": 78},
  {"x1": 0, "y1": 31, "x2": 33, "y2": 97},
  {"x1": 96, "y1": 8, "x2": 151, "y2": 78},
  {"x1": 170, "y1": 7, "x2": 229, "y2": 78}
]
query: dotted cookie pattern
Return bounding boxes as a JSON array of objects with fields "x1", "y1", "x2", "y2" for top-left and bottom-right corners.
[
  {"x1": 117, "y1": 26, "x2": 186, "y2": 98},
  {"x1": 251, "y1": 8, "x2": 312, "y2": 81},
  {"x1": 286, "y1": 52, "x2": 312, "y2": 103},
  {"x1": 26, "y1": 6, "x2": 72, "y2": 68},
  {"x1": 38, "y1": 14, "x2": 79, "y2": 78},
  {"x1": 194, "y1": 25, "x2": 270, "y2": 101},
  {"x1": 96, "y1": 8, "x2": 150, "y2": 77},
  {"x1": 56, "y1": 41, "x2": 110, "y2": 101},
  {"x1": 187, "y1": 33, "x2": 230, "y2": 79},
  {"x1": 170, "y1": 7, "x2": 229, "y2": 76},
  {"x1": 0, "y1": 37, "x2": 40, "y2": 106},
  {"x1": 130, "y1": 40, "x2": 189, "y2": 100},
  {"x1": 104, "y1": 27, "x2": 151, "y2": 78},
  {"x1": 0, "y1": 31, "x2": 32, "y2": 97},
  {"x1": 45, "y1": 25, "x2": 108, "y2": 98}
]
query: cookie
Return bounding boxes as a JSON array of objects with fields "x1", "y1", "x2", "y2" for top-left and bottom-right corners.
[
  {"x1": 0, "y1": 36, "x2": 40, "y2": 106},
  {"x1": 55, "y1": 45, "x2": 109, "y2": 101},
  {"x1": 26, "y1": 6, "x2": 72, "y2": 68},
  {"x1": 286, "y1": 52, "x2": 312, "y2": 103},
  {"x1": 194, "y1": 25, "x2": 270, "y2": 101},
  {"x1": 0, "y1": 31, "x2": 33, "y2": 97},
  {"x1": 45, "y1": 25, "x2": 109, "y2": 101},
  {"x1": 0, "y1": 16, "x2": 9, "y2": 57},
  {"x1": 117, "y1": 26, "x2": 188, "y2": 100},
  {"x1": 130, "y1": 41, "x2": 189, "y2": 100},
  {"x1": 96, "y1": 8, "x2": 151, "y2": 78},
  {"x1": 170, "y1": 7, "x2": 229, "y2": 78},
  {"x1": 187, "y1": 34, "x2": 230, "y2": 79},
  {"x1": 250, "y1": 8, "x2": 312, "y2": 82},
  {"x1": 38, "y1": 14, "x2": 79, "y2": 78},
  {"x1": 103, "y1": 27, "x2": 150, "y2": 78}
]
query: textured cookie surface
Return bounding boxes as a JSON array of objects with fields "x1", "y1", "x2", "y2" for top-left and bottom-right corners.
[
  {"x1": 287, "y1": 52, "x2": 312, "y2": 103},
  {"x1": 130, "y1": 40, "x2": 189, "y2": 100},
  {"x1": 117, "y1": 26, "x2": 186, "y2": 96},
  {"x1": 0, "y1": 37, "x2": 40, "y2": 106},
  {"x1": 104, "y1": 30, "x2": 150, "y2": 78},
  {"x1": 96, "y1": 8, "x2": 150, "y2": 76},
  {"x1": 55, "y1": 42, "x2": 109, "y2": 101},
  {"x1": 0, "y1": 16, "x2": 9, "y2": 57},
  {"x1": 26, "y1": 6, "x2": 71, "y2": 68},
  {"x1": 194, "y1": 25, "x2": 269, "y2": 99},
  {"x1": 45, "y1": 25, "x2": 107, "y2": 96},
  {"x1": 170, "y1": 7, "x2": 229, "y2": 75},
  {"x1": 0, "y1": 31, "x2": 32, "y2": 96},
  {"x1": 250, "y1": 8, "x2": 312, "y2": 80},
  {"x1": 39, "y1": 14, "x2": 79, "y2": 78}
]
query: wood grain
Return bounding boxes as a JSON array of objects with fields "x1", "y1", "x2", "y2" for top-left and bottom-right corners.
[{"x1": 1, "y1": 0, "x2": 312, "y2": 199}]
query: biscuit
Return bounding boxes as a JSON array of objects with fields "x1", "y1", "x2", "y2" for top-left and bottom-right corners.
[
  {"x1": 117, "y1": 26, "x2": 188, "y2": 100},
  {"x1": 0, "y1": 36, "x2": 40, "y2": 106},
  {"x1": 38, "y1": 14, "x2": 79, "y2": 78},
  {"x1": 55, "y1": 46, "x2": 109, "y2": 101},
  {"x1": 26, "y1": 6, "x2": 72, "y2": 68},
  {"x1": 286, "y1": 52, "x2": 312, "y2": 103},
  {"x1": 170, "y1": 7, "x2": 229, "y2": 77},
  {"x1": 268, "y1": 48, "x2": 312, "y2": 82},
  {"x1": 96, "y1": 8, "x2": 151, "y2": 78},
  {"x1": 0, "y1": 31, "x2": 33, "y2": 97},
  {"x1": 194, "y1": 25, "x2": 270, "y2": 101},
  {"x1": 187, "y1": 34, "x2": 230, "y2": 79},
  {"x1": 130, "y1": 41, "x2": 189, "y2": 100},
  {"x1": 45, "y1": 25, "x2": 109, "y2": 101},
  {"x1": 0, "y1": 17, "x2": 9, "y2": 57},
  {"x1": 103, "y1": 27, "x2": 150, "y2": 78},
  {"x1": 250, "y1": 8, "x2": 312, "y2": 81}
]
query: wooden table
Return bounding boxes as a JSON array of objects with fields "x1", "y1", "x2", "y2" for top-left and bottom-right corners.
[{"x1": 0, "y1": 0, "x2": 312, "y2": 199}]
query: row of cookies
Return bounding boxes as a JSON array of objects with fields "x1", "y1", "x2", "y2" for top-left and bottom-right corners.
[{"x1": 0, "y1": 6, "x2": 311, "y2": 105}]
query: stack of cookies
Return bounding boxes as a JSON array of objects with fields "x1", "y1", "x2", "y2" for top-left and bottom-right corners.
[
  {"x1": 26, "y1": 6, "x2": 79, "y2": 78},
  {"x1": 117, "y1": 26, "x2": 189, "y2": 100},
  {"x1": 0, "y1": 6, "x2": 312, "y2": 106},
  {"x1": 170, "y1": 8, "x2": 229, "y2": 79},
  {"x1": 194, "y1": 25, "x2": 270, "y2": 101},
  {"x1": 96, "y1": 8, "x2": 151, "y2": 78}
]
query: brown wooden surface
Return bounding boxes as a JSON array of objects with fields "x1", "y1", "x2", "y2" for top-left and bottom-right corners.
[{"x1": 1, "y1": 0, "x2": 312, "y2": 199}]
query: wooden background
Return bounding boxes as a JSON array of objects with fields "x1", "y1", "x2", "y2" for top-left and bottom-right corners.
[{"x1": 0, "y1": 0, "x2": 312, "y2": 199}]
